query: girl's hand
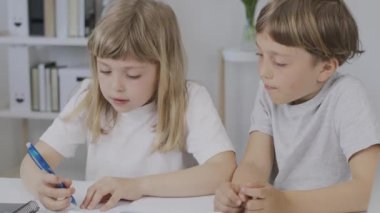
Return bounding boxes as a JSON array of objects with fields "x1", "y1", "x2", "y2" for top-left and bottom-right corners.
[
  {"x1": 81, "y1": 176, "x2": 143, "y2": 211},
  {"x1": 239, "y1": 182, "x2": 292, "y2": 213},
  {"x1": 37, "y1": 173, "x2": 75, "y2": 211},
  {"x1": 214, "y1": 182, "x2": 243, "y2": 213}
]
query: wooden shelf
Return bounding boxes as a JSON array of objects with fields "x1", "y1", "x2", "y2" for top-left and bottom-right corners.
[
  {"x1": 223, "y1": 48, "x2": 257, "y2": 63},
  {"x1": 0, "y1": 110, "x2": 58, "y2": 120},
  {"x1": 0, "y1": 36, "x2": 87, "y2": 46}
]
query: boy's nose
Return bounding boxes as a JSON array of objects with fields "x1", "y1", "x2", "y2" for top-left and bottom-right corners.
[{"x1": 259, "y1": 63, "x2": 273, "y2": 79}]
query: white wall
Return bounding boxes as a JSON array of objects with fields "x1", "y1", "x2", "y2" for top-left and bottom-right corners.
[{"x1": 0, "y1": 0, "x2": 379, "y2": 172}]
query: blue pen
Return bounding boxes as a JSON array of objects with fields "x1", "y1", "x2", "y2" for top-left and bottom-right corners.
[{"x1": 26, "y1": 142, "x2": 77, "y2": 206}]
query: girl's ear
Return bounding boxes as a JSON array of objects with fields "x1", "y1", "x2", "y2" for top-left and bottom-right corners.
[{"x1": 318, "y1": 57, "x2": 339, "y2": 83}]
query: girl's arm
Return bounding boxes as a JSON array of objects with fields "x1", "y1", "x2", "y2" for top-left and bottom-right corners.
[
  {"x1": 232, "y1": 131, "x2": 275, "y2": 184},
  {"x1": 82, "y1": 150, "x2": 236, "y2": 211},
  {"x1": 20, "y1": 141, "x2": 64, "y2": 194},
  {"x1": 283, "y1": 145, "x2": 380, "y2": 213},
  {"x1": 138, "y1": 150, "x2": 236, "y2": 197},
  {"x1": 20, "y1": 141, "x2": 75, "y2": 211}
]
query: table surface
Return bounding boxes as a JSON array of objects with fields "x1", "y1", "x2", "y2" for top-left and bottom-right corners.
[{"x1": 0, "y1": 178, "x2": 215, "y2": 213}]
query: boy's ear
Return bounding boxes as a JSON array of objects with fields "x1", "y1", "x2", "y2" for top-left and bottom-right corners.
[{"x1": 318, "y1": 58, "x2": 339, "y2": 83}]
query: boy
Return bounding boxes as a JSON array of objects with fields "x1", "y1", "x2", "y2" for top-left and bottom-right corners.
[{"x1": 214, "y1": 0, "x2": 380, "y2": 212}]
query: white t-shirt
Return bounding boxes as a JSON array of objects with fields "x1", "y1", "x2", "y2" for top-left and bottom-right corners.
[
  {"x1": 41, "y1": 80, "x2": 234, "y2": 180},
  {"x1": 250, "y1": 73, "x2": 380, "y2": 190}
]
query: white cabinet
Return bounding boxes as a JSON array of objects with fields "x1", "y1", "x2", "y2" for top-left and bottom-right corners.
[{"x1": 220, "y1": 48, "x2": 259, "y2": 161}]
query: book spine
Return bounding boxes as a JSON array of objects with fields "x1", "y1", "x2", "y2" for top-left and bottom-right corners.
[
  {"x1": 38, "y1": 63, "x2": 46, "y2": 112},
  {"x1": 55, "y1": 0, "x2": 68, "y2": 38},
  {"x1": 7, "y1": 0, "x2": 29, "y2": 36},
  {"x1": 68, "y1": 0, "x2": 79, "y2": 37},
  {"x1": 30, "y1": 66, "x2": 40, "y2": 111},
  {"x1": 43, "y1": 0, "x2": 56, "y2": 37},
  {"x1": 50, "y1": 67, "x2": 60, "y2": 112},
  {"x1": 8, "y1": 46, "x2": 31, "y2": 112}
]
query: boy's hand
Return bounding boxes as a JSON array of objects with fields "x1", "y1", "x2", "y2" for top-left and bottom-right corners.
[
  {"x1": 38, "y1": 173, "x2": 75, "y2": 211},
  {"x1": 240, "y1": 182, "x2": 292, "y2": 213},
  {"x1": 214, "y1": 182, "x2": 243, "y2": 213},
  {"x1": 81, "y1": 176, "x2": 143, "y2": 211}
]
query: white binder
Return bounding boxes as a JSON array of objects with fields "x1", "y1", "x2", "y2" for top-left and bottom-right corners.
[{"x1": 7, "y1": 0, "x2": 29, "y2": 36}]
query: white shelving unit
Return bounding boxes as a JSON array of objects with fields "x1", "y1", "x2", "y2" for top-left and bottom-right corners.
[
  {"x1": 0, "y1": 36, "x2": 87, "y2": 46},
  {"x1": 0, "y1": 36, "x2": 88, "y2": 120},
  {"x1": 0, "y1": 0, "x2": 93, "y2": 179},
  {"x1": 220, "y1": 48, "x2": 259, "y2": 161}
]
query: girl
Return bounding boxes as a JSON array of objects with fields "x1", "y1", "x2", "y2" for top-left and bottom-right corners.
[
  {"x1": 214, "y1": 0, "x2": 380, "y2": 212},
  {"x1": 20, "y1": 0, "x2": 236, "y2": 211}
]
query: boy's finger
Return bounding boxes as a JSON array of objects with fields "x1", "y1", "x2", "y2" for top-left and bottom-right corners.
[
  {"x1": 245, "y1": 198, "x2": 265, "y2": 211},
  {"x1": 241, "y1": 187, "x2": 266, "y2": 199}
]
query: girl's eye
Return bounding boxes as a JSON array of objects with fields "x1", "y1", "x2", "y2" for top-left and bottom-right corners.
[
  {"x1": 256, "y1": 52, "x2": 263, "y2": 57},
  {"x1": 100, "y1": 70, "x2": 111, "y2": 74},
  {"x1": 127, "y1": 75, "x2": 141, "y2": 79}
]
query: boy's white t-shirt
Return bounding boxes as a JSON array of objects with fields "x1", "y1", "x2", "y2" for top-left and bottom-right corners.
[
  {"x1": 41, "y1": 80, "x2": 234, "y2": 180},
  {"x1": 250, "y1": 72, "x2": 380, "y2": 190}
]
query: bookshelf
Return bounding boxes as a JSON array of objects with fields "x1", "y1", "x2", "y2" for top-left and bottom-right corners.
[
  {"x1": 0, "y1": 37, "x2": 89, "y2": 120},
  {"x1": 0, "y1": 0, "x2": 96, "y2": 120},
  {"x1": 0, "y1": 36, "x2": 87, "y2": 46},
  {"x1": 0, "y1": 0, "x2": 97, "y2": 179}
]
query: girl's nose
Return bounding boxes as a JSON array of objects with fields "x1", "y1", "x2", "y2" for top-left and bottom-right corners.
[{"x1": 112, "y1": 75, "x2": 126, "y2": 92}]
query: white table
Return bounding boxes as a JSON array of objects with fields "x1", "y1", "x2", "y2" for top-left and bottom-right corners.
[{"x1": 0, "y1": 178, "x2": 215, "y2": 213}]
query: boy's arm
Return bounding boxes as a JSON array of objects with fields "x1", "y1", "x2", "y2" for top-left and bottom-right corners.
[
  {"x1": 284, "y1": 145, "x2": 380, "y2": 213},
  {"x1": 20, "y1": 141, "x2": 64, "y2": 195},
  {"x1": 232, "y1": 131, "x2": 275, "y2": 184},
  {"x1": 137, "y1": 151, "x2": 236, "y2": 197}
]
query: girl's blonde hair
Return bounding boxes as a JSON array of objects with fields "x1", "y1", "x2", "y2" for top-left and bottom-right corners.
[
  {"x1": 69, "y1": 0, "x2": 187, "y2": 152},
  {"x1": 256, "y1": 0, "x2": 363, "y2": 65}
]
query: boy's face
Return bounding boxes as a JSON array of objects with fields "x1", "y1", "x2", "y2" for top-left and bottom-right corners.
[
  {"x1": 96, "y1": 57, "x2": 158, "y2": 113},
  {"x1": 256, "y1": 32, "x2": 327, "y2": 105}
]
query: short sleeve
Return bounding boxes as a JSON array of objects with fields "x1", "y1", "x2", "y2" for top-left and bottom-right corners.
[
  {"x1": 185, "y1": 82, "x2": 235, "y2": 164},
  {"x1": 40, "y1": 79, "x2": 91, "y2": 158},
  {"x1": 249, "y1": 82, "x2": 273, "y2": 136},
  {"x1": 334, "y1": 78, "x2": 380, "y2": 160}
]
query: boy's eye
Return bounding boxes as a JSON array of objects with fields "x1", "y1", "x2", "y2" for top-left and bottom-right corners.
[
  {"x1": 274, "y1": 62, "x2": 287, "y2": 67},
  {"x1": 256, "y1": 52, "x2": 263, "y2": 57},
  {"x1": 127, "y1": 75, "x2": 141, "y2": 79}
]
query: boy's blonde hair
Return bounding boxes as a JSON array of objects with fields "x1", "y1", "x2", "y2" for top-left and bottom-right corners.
[
  {"x1": 256, "y1": 0, "x2": 363, "y2": 65},
  {"x1": 72, "y1": 0, "x2": 187, "y2": 152}
]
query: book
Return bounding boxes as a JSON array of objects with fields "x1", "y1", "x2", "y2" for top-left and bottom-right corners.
[
  {"x1": 38, "y1": 62, "x2": 55, "y2": 112},
  {"x1": 59, "y1": 66, "x2": 90, "y2": 110},
  {"x1": 68, "y1": 0, "x2": 79, "y2": 37},
  {"x1": 43, "y1": 0, "x2": 56, "y2": 37},
  {"x1": 8, "y1": 46, "x2": 31, "y2": 112},
  {"x1": 7, "y1": 0, "x2": 29, "y2": 36},
  {"x1": 50, "y1": 66, "x2": 60, "y2": 112},
  {"x1": 30, "y1": 66, "x2": 40, "y2": 111},
  {"x1": 29, "y1": 0, "x2": 44, "y2": 36},
  {"x1": 55, "y1": 0, "x2": 69, "y2": 38}
]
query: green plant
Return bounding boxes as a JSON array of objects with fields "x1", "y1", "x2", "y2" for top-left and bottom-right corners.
[
  {"x1": 241, "y1": 0, "x2": 258, "y2": 50},
  {"x1": 242, "y1": 0, "x2": 258, "y2": 28}
]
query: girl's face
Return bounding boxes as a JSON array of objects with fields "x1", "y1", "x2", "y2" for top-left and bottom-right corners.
[
  {"x1": 97, "y1": 57, "x2": 158, "y2": 113},
  {"x1": 256, "y1": 32, "x2": 329, "y2": 105}
]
